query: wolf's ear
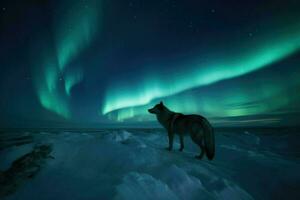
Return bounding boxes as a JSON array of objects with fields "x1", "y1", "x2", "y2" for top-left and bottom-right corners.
[{"x1": 160, "y1": 101, "x2": 163, "y2": 105}]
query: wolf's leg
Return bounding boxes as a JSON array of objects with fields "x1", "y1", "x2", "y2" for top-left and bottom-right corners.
[
  {"x1": 195, "y1": 141, "x2": 205, "y2": 159},
  {"x1": 167, "y1": 131, "x2": 174, "y2": 151},
  {"x1": 179, "y1": 134, "x2": 184, "y2": 151},
  {"x1": 195, "y1": 144, "x2": 205, "y2": 160},
  {"x1": 191, "y1": 130, "x2": 204, "y2": 159}
]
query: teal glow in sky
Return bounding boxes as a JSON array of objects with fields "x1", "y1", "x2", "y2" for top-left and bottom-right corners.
[
  {"x1": 64, "y1": 68, "x2": 83, "y2": 96},
  {"x1": 55, "y1": 0, "x2": 100, "y2": 71},
  {"x1": 106, "y1": 64, "x2": 300, "y2": 122},
  {"x1": 34, "y1": 56, "x2": 70, "y2": 118},
  {"x1": 102, "y1": 25, "x2": 300, "y2": 119},
  {"x1": 34, "y1": 0, "x2": 101, "y2": 118},
  {"x1": 2, "y1": 0, "x2": 300, "y2": 127}
]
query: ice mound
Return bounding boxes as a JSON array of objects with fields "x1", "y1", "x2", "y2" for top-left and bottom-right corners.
[
  {"x1": 0, "y1": 144, "x2": 34, "y2": 171},
  {"x1": 242, "y1": 131, "x2": 260, "y2": 146},
  {"x1": 115, "y1": 172, "x2": 178, "y2": 200},
  {"x1": 161, "y1": 165, "x2": 211, "y2": 200},
  {"x1": 214, "y1": 179, "x2": 254, "y2": 200},
  {"x1": 105, "y1": 130, "x2": 132, "y2": 143},
  {"x1": 102, "y1": 130, "x2": 148, "y2": 150},
  {"x1": 0, "y1": 144, "x2": 53, "y2": 197}
]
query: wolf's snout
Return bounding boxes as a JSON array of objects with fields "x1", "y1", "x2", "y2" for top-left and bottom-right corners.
[{"x1": 148, "y1": 109, "x2": 154, "y2": 114}]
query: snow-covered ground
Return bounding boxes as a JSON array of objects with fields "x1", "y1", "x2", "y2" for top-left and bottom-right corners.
[{"x1": 0, "y1": 128, "x2": 299, "y2": 200}]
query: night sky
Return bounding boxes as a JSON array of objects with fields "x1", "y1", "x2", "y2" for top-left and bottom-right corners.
[{"x1": 1, "y1": 0, "x2": 300, "y2": 127}]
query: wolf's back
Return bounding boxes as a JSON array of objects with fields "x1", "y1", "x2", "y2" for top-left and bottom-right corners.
[{"x1": 201, "y1": 118, "x2": 215, "y2": 160}]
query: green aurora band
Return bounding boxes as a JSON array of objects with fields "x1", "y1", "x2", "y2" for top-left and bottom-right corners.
[
  {"x1": 55, "y1": 0, "x2": 99, "y2": 71},
  {"x1": 34, "y1": 55, "x2": 70, "y2": 118},
  {"x1": 106, "y1": 65, "x2": 300, "y2": 123},
  {"x1": 64, "y1": 68, "x2": 83, "y2": 96},
  {"x1": 103, "y1": 24, "x2": 300, "y2": 122},
  {"x1": 34, "y1": 0, "x2": 101, "y2": 118}
]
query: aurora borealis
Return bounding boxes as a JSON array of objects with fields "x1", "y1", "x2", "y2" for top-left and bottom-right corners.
[
  {"x1": 1, "y1": 0, "x2": 300, "y2": 127},
  {"x1": 33, "y1": 0, "x2": 101, "y2": 118},
  {"x1": 103, "y1": 25, "x2": 300, "y2": 116}
]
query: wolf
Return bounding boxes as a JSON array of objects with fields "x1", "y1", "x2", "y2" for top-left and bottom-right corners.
[{"x1": 148, "y1": 101, "x2": 215, "y2": 160}]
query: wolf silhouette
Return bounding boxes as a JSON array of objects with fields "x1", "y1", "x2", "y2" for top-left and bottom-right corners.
[{"x1": 148, "y1": 101, "x2": 215, "y2": 160}]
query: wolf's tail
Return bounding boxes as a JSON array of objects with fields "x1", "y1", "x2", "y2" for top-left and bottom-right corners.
[{"x1": 202, "y1": 118, "x2": 215, "y2": 160}]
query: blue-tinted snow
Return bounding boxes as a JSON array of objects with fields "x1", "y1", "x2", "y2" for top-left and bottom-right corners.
[{"x1": 0, "y1": 128, "x2": 299, "y2": 200}]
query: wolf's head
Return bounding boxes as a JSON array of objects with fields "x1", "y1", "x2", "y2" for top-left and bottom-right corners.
[{"x1": 148, "y1": 101, "x2": 166, "y2": 115}]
